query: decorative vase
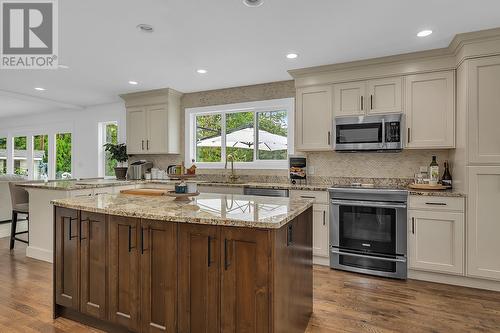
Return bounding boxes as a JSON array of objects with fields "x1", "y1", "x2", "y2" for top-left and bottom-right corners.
[{"x1": 114, "y1": 167, "x2": 128, "y2": 180}]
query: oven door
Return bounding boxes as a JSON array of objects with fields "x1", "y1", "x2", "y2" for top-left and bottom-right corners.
[
  {"x1": 330, "y1": 199, "x2": 407, "y2": 256},
  {"x1": 335, "y1": 121, "x2": 383, "y2": 151}
]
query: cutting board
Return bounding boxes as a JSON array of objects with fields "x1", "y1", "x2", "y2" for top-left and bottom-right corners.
[
  {"x1": 408, "y1": 184, "x2": 451, "y2": 190},
  {"x1": 120, "y1": 188, "x2": 166, "y2": 196}
]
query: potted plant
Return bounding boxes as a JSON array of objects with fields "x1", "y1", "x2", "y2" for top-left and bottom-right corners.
[{"x1": 103, "y1": 143, "x2": 128, "y2": 180}]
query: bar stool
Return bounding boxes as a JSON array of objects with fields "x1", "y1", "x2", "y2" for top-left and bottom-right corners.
[{"x1": 8, "y1": 182, "x2": 29, "y2": 250}]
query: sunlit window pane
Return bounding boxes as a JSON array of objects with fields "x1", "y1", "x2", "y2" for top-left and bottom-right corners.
[
  {"x1": 0, "y1": 137, "x2": 6, "y2": 174},
  {"x1": 33, "y1": 135, "x2": 49, "y2": 180},
  {"x1": 257, "y1": 111, "x2": 288, "y2": 160},
  {"x1": 13, "y1": 136, "x2": 28, "y2": 176},
  {"x1": 56, "y1": 133, "x2": 72, "y2": 179},
  {"x1": 196, "y1": 114, "x2": 222, "y2": 162},
  {"x1": 226, "y1": 111, "x2": 254, "y2": 162},
  {"x1": 105, "y1": 123, "x2": 118, "y2": 177}
]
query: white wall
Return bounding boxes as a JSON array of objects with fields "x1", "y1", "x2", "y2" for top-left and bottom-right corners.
[{"x1": 0, "y1": 102, "x2": 126, "y2": 179}]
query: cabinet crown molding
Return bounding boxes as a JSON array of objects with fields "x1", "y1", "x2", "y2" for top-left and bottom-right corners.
[{"x1": 120, "y1": 88, "x2": 183, "y2": 107}]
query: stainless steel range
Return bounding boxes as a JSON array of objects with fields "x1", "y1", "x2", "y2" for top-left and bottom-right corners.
[{"x1": 328, "y1": 186, "x2": 408, "y2": 279}]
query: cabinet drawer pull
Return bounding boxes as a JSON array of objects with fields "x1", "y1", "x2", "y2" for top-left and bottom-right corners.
[
  {"x1": 67, "y1": 217, "x2": 77, "y2": 241},
  {"x1": 224, "y1": 239, "x2": 231, "y2": 270},
  {"x1": 412, "y1": 217, "x2": 415, "y2": 234},
  {"x1": 80, "y1": 217, "x2": 89, "y2": 241},
  {"x1": 425, "y1": 202, "x2": 447, "y2": 206},
  {"x1": 128, "y1": 225, "x2": 135, "y2": 253},
  {"x1": 140, "y1": 227, "x2": 145, "y2": 254},
  {"x1": 146, "y1": 140, "x2": 149, "y2": 150},
  {"x1": 300, "y1": 195, "x2": 315, "y2": 199},
  {"x1": 361, "y1": 96, "x2": 364, "y2": 110},
  {"x1": 407, "y1": 128, "x2": 410, "y2": 144},
  {"x1": 327, "y1": 131, "x2": 331, "y2": 145},
  {"x1": 208, "y1": 236, "x2": 212, "y2": 267},
  {"x1": 287, "y1": 224, "x2": 293, "y2": 246},
  {"x1": 323, "y1": 211, "x2": 326, "y2": 226},
  {"x1": 370, "y1": 94, "x2": 373, "y2": 110},
  {"x1": 142, "y1": 140, "x2": 144, "y2": 150}
]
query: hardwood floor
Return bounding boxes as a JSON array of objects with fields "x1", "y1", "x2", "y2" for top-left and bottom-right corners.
[{"x1": 1, "y1": 237, "x2": 500, "y2": 333}]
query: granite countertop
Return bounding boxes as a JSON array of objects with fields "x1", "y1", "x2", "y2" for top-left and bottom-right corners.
[
  {"x1": 407, "y1": 189, "x2": 466, "y2": 198},
  {"x1": 17, "y1": 179, "x2": 137, "y2": 190},
  {"x1": 51, "y1": 193, "x2": 313, "y2": 229}
]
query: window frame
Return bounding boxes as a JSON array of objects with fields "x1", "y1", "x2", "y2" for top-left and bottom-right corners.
[
  {"x1": 185, "y1": 98, "x2": 294, "y2": 169},
  {"x1": 98, "y1": 121, "x2": 119, "y2": 179}
]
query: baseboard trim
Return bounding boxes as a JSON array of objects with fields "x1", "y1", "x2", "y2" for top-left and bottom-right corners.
[
  {"x1": 26, "y1": 246, "x2": 53, "y2": 263},
  {"x1": 313, "y1": 256, "x2": 330, "y2": 266},
  {"x1": 409, "y1": 269, "x2": 500, "y2": 292}
]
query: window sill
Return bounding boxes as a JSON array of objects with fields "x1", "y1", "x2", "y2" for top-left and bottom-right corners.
[{"x1": 193, "y1": 161, "x2": 288, "y2": 170}]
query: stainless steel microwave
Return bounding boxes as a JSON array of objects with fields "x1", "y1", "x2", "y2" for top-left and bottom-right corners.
[{"x1": 334, "y1": 114, "x2": 403, "y2": 152}]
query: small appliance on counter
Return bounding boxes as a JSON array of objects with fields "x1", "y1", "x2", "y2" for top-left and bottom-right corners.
[
  {"x1": 127, "y1": 160, "x2": 153, "y2": 180},
  {"x1": 289, "y1": 155, "x2": 307, "y2": 185}
]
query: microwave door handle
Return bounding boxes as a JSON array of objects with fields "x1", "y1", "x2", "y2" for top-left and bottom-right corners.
[
  {"x1": 381, "y1": 118, "x2": 386, "y2": 147},
  {"x1": 331, "y1": 199, "x2": 407, "y2": 209}
]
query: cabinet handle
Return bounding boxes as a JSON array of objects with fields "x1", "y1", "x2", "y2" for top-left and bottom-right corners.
[
  {"x1": 361, "y1": 96, "x2": 364, "y2": 110},
  {"x1": 300, "y1": 195, "x2": 315, "y2": 199},
  {"x1": 67, "y1": 217, "x2": 77, "y2": 241},
  {"x1": 425, "y1": 202, "x2": 447, "y2": 206},
  {"x1": 370, "y1": 95, "x2": 373, "y2": 110},
  {"x1": 142, "y1": 140, "x2": 144, "y2": 150},
  {"x1": 327, "y1": 131, "x2": 331, "y2": 145},
  {"x1": 412, "y1": 217, "x2": 415, "y2": 234},
  {"x1": 146, "y1": 140, "x2": 149, "y2": 150},
  {"x1": 287, "y1": 224, "x2": 293, "y2": 246},
  {"x1": 208, "y1": 236, "x2": 212, "y2": 267},
  {"x1": 80, "y1": 217, "x2": 89, "y2": 241},
  {"x1": 407, "y1": 128, "x2": 410, "y2": 144},
  {"x1": 128, "y1": 225, "x2": 134, "y2": 253},
  {"x1": 224, "y1": 239, "x2": 231, "y2": 270},
  {"x1": 140, "y1": 227, "x2": 145, "y2": 254},
  {"x1": 323, "y1": 210, "x2": 326, "y2": 226}
]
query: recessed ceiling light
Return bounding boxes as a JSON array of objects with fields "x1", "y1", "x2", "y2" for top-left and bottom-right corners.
[
  {"x1": 243, "y1": 0, "x2": 263, "y2": 7},
  {"x1": 417, "y1": 30, "x2": 433, "y2": 37},
  {"x1": 128, "y1": 80, "x2": 138, "y2": 85},
  {"x1": 286, "y1": 53, "x2": 298, "y2": 59},
  {"x1": 137, "y1": 24, "x2": 154, "y2": 33},
  {"x1": 196, "y1": 69, "x2": 207, "y2": 74},
  {"x1": 34, "y1": 87, "x2": 45, "y2": 91},
  {"x1": 58, "y1": 64, "x2": 69, "y2": 69}
]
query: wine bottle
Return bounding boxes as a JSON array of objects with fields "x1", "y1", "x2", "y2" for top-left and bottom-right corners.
[
  {"x1": 442, "y1": 160, "x2": 452, "y2": 188},
  {"x1": 429, "y1": 155, "x2": 439, "y2": 184}
]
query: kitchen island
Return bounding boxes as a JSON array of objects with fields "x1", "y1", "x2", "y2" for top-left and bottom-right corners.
[{"x1": 51, "y1": 192, "x2": 313, "y2": 333}]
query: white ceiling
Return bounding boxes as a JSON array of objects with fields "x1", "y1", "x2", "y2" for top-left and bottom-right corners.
[{"x1": 1, "y1": 0, "x2": 500, "y2": 118}]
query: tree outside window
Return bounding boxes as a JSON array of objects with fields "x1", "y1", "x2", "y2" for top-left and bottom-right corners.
[
  {"x1": 0, "y1": 137, "x2": 6, "y2": 174},
  {"x1": 33, "y1": 135, "x2": 49, "y2": 180},
  {"x1": 56, "y1": 133, "x2": 72, "y2": 179},
  {"x1": 14, "y1": 136, "x2": 28, "y2": 176},
  {"x1": 104, "y1": 123, "x2": 118, "y2": 177}
]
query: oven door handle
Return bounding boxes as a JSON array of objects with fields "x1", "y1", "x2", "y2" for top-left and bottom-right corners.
[
  {"x1": 331, "y1": 249, "x2": 407, "y2": 263},
  {"x1": 331, "y1": 199, "x2": 407, "y2": 209}
]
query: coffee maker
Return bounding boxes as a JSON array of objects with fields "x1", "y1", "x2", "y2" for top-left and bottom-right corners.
[{"x1": 289, "y1": 155, "x2": 307, "y2": 185}]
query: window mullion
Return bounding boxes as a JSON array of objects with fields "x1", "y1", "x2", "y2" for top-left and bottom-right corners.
[
  {"x1": 221, "y1": 112, "x2": 226, "y2": 163},
  {"x1": 254, "y1": 112, "x2": 258, "y2": 162}
]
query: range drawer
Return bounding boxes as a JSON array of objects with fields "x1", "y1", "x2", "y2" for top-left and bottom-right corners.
[
  {"x1": 290, "y1": 190, "x2": 329, "y2": 204},
  {"x1": 408, "y1": 195, "x2": 464, "y2": 212}
]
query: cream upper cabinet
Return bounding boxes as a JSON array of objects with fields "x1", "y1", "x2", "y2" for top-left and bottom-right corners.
[
  {"x1": 295, "y1": 85, "x2": 333, "y2": 151},
  {"x1": 312, "y1": 204, "x2": 329, "y2": 258},
  {"x1": 408, "y1": 209, "x2": 464, "y2": 275},
  {"x1": 467, "y1": 166, "x2": 500, "y2": 281},
  {"x1": 405, "y1": 71, "x2": 455, "y2": 149},
  {"x1": 126, "y1": 107, "x2": 147, "y2": 154},
  {"x1": 366, "y1": 77, "x2": 402, "y2": 115},
  {"x1": 333, "y1": 81, "x2": 365, "y2": 117},
  {"x1": 121, "y1": 88, "x2": 182, "y2": 155},
  {"x1": 467, "y1": 56, "x2": 500, "y2": 164}
]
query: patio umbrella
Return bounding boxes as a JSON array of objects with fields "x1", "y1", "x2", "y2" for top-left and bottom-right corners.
[{"x1": 197, "y1": 127, "x2": 287, "y2": 151}]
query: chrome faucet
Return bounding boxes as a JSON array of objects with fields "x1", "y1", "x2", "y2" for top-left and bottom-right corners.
[{"x1": 225, "y1": 154, "x2": 239, "y2": 183}]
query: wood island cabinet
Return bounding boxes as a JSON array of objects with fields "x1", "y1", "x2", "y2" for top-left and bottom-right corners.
[{"x1": 53, "y1": 206, "x2": 313, "y2": 333}]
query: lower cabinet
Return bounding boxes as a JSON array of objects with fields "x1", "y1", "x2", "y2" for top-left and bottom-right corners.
[
  {"x1": 54, "y1": 207, "x2": 313, "y2": 333},
  {"x1": 312, "y1": 204, "x2": 329, "y2": 258},
  {"x1": 220, "y1": 227, "x2": 270, "y2": 333},
  {"x1": 408, "y1": 209, "x2": 464, "y2": 275}
]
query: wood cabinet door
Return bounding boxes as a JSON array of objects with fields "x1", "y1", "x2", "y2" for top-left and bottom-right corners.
[
  {"x1": 405, "y1": 71, "x2": 455, "y2": 148},
  {"x1": 178, "y1": 224, "x2": 220, "y2": 333},
  {"x1": 140, "y1": 219, "x2": 178, "y2": 333},
  {"x1": 295, "y1": 85, "x2": 333, "y2": 151},
  {"x1": 108, "y1": 215, "x2": 140, "y2": 332},
  {"x1": 146, "y1": 105, "x2": 168, "y2": 154},
  {"x1": 220, "y1": 227, "x2": 270, "y2": 333},
  {"x1": 366, "y1": 77, "x2": 402, "y2": 114},
  {"x1": 312, "y1": 204, "x2": 329, "y2": 258},
  {"x1": 467, "y1": 56, "x2": 500, "y2": 164},
  {"x1": 127, "y1": 107, "x2": 147, "y2": 154},
  {"x1": 54, "y1": 207, "x2": 80, "y2": 310},
  {"x1": 408, "y1": 210, "x2": 464, "y2": 275},
  {"x1": 467, "y1": 166, "x2": 500, "y2": 280},
  {"x1": 333, "y1": 81, "x2": 366, "y2": 117},
  {"x1": 80, "y1": 211, "x2": 107, "y2": 319}
]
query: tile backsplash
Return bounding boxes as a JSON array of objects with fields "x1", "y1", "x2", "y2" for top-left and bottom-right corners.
[{"x1": 129, "y1": 80, "x2": 451, "y2": 184}]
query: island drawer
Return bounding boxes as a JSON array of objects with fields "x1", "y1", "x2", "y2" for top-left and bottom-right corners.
[{"x1": 290, "y1": 190, "x2": 328, "y2": 204}]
